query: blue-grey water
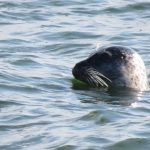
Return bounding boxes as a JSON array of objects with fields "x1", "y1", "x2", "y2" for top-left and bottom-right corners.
[{"x1": 0, "y1": 0, "x2": 150, "y2": 149}]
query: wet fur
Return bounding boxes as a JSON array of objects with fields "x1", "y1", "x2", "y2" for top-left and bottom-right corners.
[{"x1": 72, "y1": 46, "x2": 149, "y2": 91}]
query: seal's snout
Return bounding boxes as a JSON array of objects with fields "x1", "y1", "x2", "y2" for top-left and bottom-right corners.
[{"x1": 72, "y1": 60, "x2": 88, "y2": 79}]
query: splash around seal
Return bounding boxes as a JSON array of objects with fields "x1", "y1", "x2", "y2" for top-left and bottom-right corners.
[{"x1": 72, "y1": 46, "x2": 149, "y2": 91}]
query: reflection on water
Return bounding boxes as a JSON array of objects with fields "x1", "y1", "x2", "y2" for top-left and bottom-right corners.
[{"x1": 72, "y1": 78, "x2": 145, "y2": 106}]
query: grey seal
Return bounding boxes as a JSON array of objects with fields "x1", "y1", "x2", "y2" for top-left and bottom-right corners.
[{"x1": 72, "y1": 46, "x2": 149, "y2": 91}]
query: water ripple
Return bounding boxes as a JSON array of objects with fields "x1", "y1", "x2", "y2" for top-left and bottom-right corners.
[
  {"x1": 106, "y1": 138, "x2": 150, "y2": 150},
  {"x1": 0, "y1": 0, "x2": 150, "y2": 149},
  {"x1": 103, "y1": 2, "x2": 150, "y2": 14}
]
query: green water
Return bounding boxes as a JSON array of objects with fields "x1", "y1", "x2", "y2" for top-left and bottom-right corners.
[{"x1": 0, "y1": 0, "x2": 150, "y2": 149}]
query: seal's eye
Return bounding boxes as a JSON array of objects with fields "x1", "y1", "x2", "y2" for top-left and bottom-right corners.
[
  {"x1": 120, "y1": 53, "x2": 126, "y2": 59},
  {"x1": 113, "y1": 52, "x2": 126, "y2": 60}
]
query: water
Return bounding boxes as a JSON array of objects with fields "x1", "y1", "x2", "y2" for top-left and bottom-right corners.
[{"x1": 0, "y1": 0, "x2": 150, "y2": 149}]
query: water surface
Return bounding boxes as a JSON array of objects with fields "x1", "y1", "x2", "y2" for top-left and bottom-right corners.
[{"x1": 0, "y1": 0, "x2": 150, "y2": 149}]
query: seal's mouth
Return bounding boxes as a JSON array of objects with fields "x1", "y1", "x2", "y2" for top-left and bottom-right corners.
[{"x1": 72, "y1": 62, "x2": 111, "y2": 88}]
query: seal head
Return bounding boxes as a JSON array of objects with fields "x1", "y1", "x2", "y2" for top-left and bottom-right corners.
[{"x1": 72, "y1": 46, "x2": 149, "y2": 91}]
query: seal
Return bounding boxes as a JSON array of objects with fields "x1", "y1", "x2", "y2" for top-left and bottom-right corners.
[{"x1": 72, "y1": 46, "x2": 149, "y2": 91}]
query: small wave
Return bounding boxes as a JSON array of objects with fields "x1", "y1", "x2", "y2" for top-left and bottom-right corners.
[
  {"x1": 0, "y1": 121, "x2": 51, "y2": 130},
  {"x1": 79, "y1": 110, "x2": 110, "y2": 124},
  {"x1": 0, "y1": 83, "x2": 42, "y2": 93},
  {"x1": 103, "y1": 2, "x2": 150, "y2": 14},
  {"x1": 0, "y1": 100, "x2": 23, "y2": 108},
  {"x1": 0, "y1": 1, "x2": 19, "y2": 8},
  {"x1": 53, "y1": 145, "x2": 77, "y2": 150},
  {"x1": 0, "y1": 39, "x2": 30, "y2": 45},
  {"x1": 11, "y1": 58, "x2": 41, "y2": 67},
  {"x1": 106, "y1": 138, "x2": 150, "y2": 150}
]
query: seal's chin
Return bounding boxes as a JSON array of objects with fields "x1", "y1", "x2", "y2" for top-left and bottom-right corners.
[{"x1": 72, "y1": 64, "x2": 111, "y2": 88}]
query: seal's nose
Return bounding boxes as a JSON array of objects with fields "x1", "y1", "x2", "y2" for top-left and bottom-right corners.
[{"x1": 72, "y1": 60, "x2": 88, "y2": 78}]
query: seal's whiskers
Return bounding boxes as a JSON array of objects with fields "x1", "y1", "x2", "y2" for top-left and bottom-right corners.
[
  {"x1": 87, "y1": 76, "x2": 95, "y2": 86},
  {"x1": 91, "y1": 73, "x2": 104, "y2": 87},
  {"x1": 86, "y1": 68, "x2": 111, "y2": 87}
]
